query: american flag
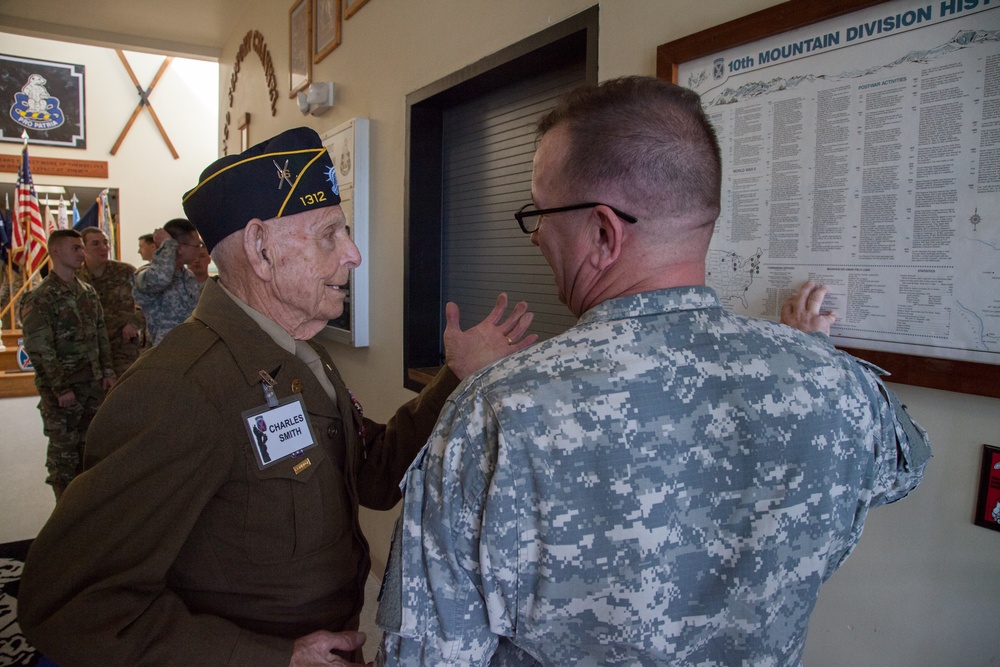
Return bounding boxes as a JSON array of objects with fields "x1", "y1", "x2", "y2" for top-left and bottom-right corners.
[{"x1": 13, "y1": 146, "x2": 47, "y2": 276}]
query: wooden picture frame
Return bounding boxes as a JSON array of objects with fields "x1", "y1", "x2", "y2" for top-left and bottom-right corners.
[
  {"x1": 656, "y1": 0, "x2": 1000, "y2": 398},
  {"x1": 314, "y1": 0, "x2": 342, "y2": 63},
  {"x1": 344, "y1": 0, "x2": 371, "y2": 20},
  {"x1": 237, "y1": 112, "x2": 251, "y2": 152},
  {"x1": 289, "y1": 0, "x2": 312, "y2": 98},
  {"x1": 974, "y1": 445, "x2": 1000, "y2": 533}
]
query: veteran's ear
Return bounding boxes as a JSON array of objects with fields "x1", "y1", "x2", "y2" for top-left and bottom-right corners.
[{"x1": 243, "y1": 219, "x2": 272, "y2": 280}]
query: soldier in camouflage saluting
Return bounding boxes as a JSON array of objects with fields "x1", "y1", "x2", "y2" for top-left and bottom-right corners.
[
  {"x1": 78, "y1": 227, "x2": 145, "y2": 377},
  {"x1": 20, "y1": 229, "x2": 116, "y2": 500},
  {"x1": 132, "y1": 218, "x2": 202, "y2": 345}
]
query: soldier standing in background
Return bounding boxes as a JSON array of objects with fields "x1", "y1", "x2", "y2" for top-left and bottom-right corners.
[
  {"x1": 0, "y1": 269, "x2": 24, "y2": 329},
  {"x1": 20, "y1": 229, "x2": 116, "y2": 500},
  {"x1": 78, "y1": 227, "x2": 144, "y2": 377},
  {"x1": 186, "y1": 245, "x2": 212, "y2": 290},
  {"x1": 132, "y1": 218, "x2": 202, "y2": 345},
  {"x1": 137, "y1": 233, "x2": 156, "y2": 263}
]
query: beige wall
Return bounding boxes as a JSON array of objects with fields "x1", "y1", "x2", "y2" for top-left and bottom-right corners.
[{"x1": 1, "y1": 2, "x2": 997, "y2": 665}]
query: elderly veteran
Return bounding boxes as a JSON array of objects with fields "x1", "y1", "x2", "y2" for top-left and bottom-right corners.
[{"x1": 19, "y1": 127, "x2": 536, "y2": 667}]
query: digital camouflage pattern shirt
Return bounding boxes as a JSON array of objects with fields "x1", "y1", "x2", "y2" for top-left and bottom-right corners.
[
  {"x1": 133, "y1": 238, "x2": 200, "y2": 345},
  {"x1": 377, "y1": 286, "x2": 931, "y2": 667},
  {"x1": 20, "y1": 272, "x2": 114, "y2": 393}
]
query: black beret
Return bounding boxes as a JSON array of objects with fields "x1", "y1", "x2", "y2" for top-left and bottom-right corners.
[{"x1": 182, "y1": 127, "x2": 341, "y2": 252}]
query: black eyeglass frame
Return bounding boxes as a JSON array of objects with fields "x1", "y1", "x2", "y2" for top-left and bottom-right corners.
[
  {"x1": 178, "y1": 241, "x2": 206, "y2": 249},
  {"x1": 514, "y1": 202, "x2": 638, "y2": 234}
]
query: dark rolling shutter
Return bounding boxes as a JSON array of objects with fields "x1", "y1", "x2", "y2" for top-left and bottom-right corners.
[{"x1": 440, "y1": 62, "x2": 585, "y2": 340}]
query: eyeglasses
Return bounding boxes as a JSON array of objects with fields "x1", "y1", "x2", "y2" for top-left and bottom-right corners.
[
  {"x1": 514, "y1": 202, "x2": 638, "y2": 234},
  {"x1": 179, "y1": 241, "x2": 205, "y2": 249}
]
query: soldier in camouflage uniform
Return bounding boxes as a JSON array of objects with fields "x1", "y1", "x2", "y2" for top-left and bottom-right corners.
[
  {"x1": 0, "y1": 268, "x2": 24, "y2": 328},
  {"x1": 132, "y1": 218, "x2": 202, "y2": 345},
  {"x1": 78, "y1": 228, "x2": 145, "y2": 377},
  {"x1": 186, "y1": 245, "x2": 212, "y2": 290},
  {"x1": 137, "y1": 233, "x2": 156, "y2": 263},
  {"x1": 376, "y1": 77, "x2": 931, "y2": 666},
  {"x1": 20, "y1": 229, "x2": 116, "y2": 500}
]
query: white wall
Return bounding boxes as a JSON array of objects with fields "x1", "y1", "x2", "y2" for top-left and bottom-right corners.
[
  {"x1": 1, "y1": 2, "x2": 997, "y2": 665},
  {"x1": 0, "y1": 33, "x2": 218, "y2": 267}
]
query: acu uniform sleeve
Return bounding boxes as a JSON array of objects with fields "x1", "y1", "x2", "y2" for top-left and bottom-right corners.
[
  {"x1": 133, "y1": 238, "x2": 179, "y2": 296},
  {"x1": 852, "y1": 357, "x2": 931, "y2": 506},
  {"x1": 377, "y1": 382, "x2": 516, "y2": 666}
]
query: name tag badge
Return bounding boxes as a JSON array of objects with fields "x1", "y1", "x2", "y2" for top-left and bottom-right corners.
[{"x1": 242, "y1": 394, "x2": 317, "y2": 470}]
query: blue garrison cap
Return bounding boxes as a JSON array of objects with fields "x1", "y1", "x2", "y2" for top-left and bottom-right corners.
[{"x1": 182, "y1": 127, "x2": 341, "y2": 252}]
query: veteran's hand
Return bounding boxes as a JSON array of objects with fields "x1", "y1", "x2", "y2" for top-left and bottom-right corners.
[
  {"x1": 781, "y1": 280, "x2": 837, "y2": 335},
  {"x1": 290, "y1": 630, "x2": 370, "y2": 666},
  {"x1": 444, "y1": 292, "x2": 538, "y2": 380}
]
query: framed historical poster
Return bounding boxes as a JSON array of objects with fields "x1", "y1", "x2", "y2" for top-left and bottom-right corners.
[
  {"x1": 658, "y1": 0, "x2": 1000, "y2": 397},
  {"x1": 344, "y1": 0, "x2": 371, "y2": 20},
  {"x1": 289, "y1": 0, "x2": 312, "y2": 98},
  {"x1": 314, "y1": 0, "x2": 342, "y2": 63},
  {"x1": 0, "y1": 54, "x2": 86, "y2": 148}
]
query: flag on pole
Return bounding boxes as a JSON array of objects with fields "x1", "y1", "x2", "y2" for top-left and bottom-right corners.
[
  {"x1": 74, "y1": 201, "x2": 98, "y2": 231},
  {"x1": 57, "y1": 197, "x2": 69, "y2": 230},
  {"x1": 13, "y1": 145, "x2": 47, "y2": 276},
  {"x1": 97, "y1": 189, "x2": 116, "y2": 259},
  {"x1": 10, "y1": 194, "x2": 27, "y2": 272},
  {"x1": 71, "y1": 195, "x2": 80, "y2": 227},
  {"x1": 0, "y1": 207, "x2": 10, "y2": 267},
  {"x1": 45, "y1": 204, "x2": 57, "y2": 237}
]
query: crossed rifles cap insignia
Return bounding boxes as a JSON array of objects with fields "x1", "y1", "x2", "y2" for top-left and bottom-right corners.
[{"x1": 274, "y1": 159, "x2": 295, "y2": 189}]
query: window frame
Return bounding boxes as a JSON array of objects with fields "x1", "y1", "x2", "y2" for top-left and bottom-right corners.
[{"x1": 403, "y1": 7, "x2": 598, "y2": 391}]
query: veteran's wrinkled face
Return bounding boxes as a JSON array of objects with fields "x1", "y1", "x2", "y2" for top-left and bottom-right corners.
[{"x1": 266, "y1": 204, "x2": 360, "y2": 336}]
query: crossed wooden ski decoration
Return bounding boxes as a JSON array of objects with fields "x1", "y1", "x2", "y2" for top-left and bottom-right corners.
[{"x1": 111, "y1": 50, "x2": 179, "y2": 159}]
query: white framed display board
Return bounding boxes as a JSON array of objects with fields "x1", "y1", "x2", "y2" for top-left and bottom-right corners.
[{"x1": 321, "y1": 117, "x2": 369, "y2": 347}]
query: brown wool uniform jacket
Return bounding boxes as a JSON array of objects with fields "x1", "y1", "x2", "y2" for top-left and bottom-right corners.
[{"x1": 19, "y1": 278, "x2": 459, "y2": 666}]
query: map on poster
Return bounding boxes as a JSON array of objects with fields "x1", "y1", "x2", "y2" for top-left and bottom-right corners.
[{"x1": 679, "y1": 0, "x2": 1000, "y2": 365}]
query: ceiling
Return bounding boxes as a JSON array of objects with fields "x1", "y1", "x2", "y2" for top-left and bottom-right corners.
[{"x1": 0, "y1": 0, "x2": 252, "y2": 60}]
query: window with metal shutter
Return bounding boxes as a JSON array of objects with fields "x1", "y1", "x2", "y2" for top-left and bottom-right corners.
[
  {"x1": 403, "y1": 7, "x2": 597, "y2": 390},
  {"x1": 441, "y1": 63, "x2": 586, "y2": 340}
]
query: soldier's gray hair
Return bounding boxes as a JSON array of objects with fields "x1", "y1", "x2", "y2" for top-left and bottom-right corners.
[{"x1": 537, "y1": 76, "x2": 721, "y2": 226}]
